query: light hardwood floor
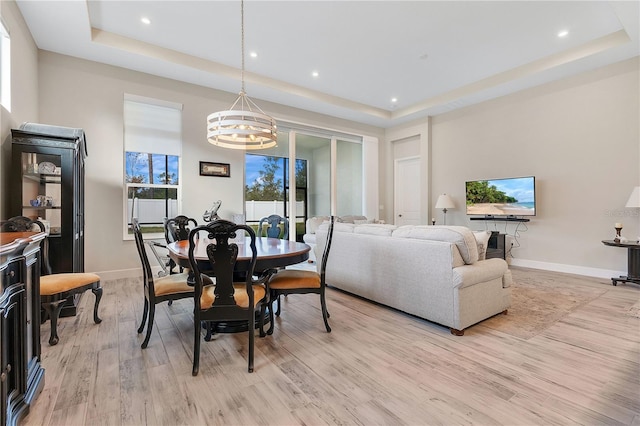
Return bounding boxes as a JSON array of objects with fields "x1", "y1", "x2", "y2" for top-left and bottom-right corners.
[{"x1": 22, "y1": 267, "x2": 640, "y2": 425}]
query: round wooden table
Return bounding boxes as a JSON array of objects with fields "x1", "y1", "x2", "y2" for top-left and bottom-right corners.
[
  {"x1": 167, "y1": 236, "x2": 310, "y2": 273},
  {"x1": 166, "y1": 236, "x2": 310, "y2": 333}
]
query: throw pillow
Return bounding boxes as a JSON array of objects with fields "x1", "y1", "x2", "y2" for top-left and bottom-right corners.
[
  {"x1": 473, "y1": 230, "x2": 491, "y2": 261},
  {"x1": 353, "y1": 218, "x2": 374, "y2": 225}
]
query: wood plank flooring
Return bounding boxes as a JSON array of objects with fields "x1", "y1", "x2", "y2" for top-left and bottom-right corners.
[{"x1": 22, "y1": 267, "x2": 640, "y2": 425}]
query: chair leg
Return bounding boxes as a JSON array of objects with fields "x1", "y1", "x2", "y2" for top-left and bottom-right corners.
[
  {"x1": 137, "y1": 299, "x2": 149, "y2": 334},
  {"x1": 92, "y1": 287, "x2": 103, "y2": 324},
  {"x1": 266, "y1": 298, "x2": 276, "y2": 335},
  {"x1": 141, "y1": 305, "x2": 155, "y2": 349},
  {"x1": 275, "y1": 294, "x2": 282, "y2": 316},
  {"x1": 248, "y1": 312, "x2": 255, "y2": 373},
  {"x1": 259, "y1": 304, "x2": 268, "y2": 337},
  {"x1": 204, "y1": 321, "x2": 215, "y2": 341},
  {"x1": 320, "y1": 291, "x2": 331, "y2": 333},
  {"x1": 42, "y1": 300, "x2": 66, "y2": 346},
  {"x1": 193, "y1": 319, "x2": 201, "y2": 376}
]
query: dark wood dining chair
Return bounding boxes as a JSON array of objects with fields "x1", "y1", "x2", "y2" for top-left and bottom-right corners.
[
  {"x1": 266, "y1": 216, "x2": 335, "y2": 334},
  {"x1": 132, "y1": 218, "x2": 194, "y2": 348},
  {"x1": 187, "y1": 219, "x2": 270, "y2": 375},
  {"x1": 164, "y1": 215, "x2": 199, "y2": 275},
  {"x1": 1, "y1": 216, "x2": 103, "y2": 346},
  {"x1": 258, "y1": 214, "x2": 289, "y2": 239}
]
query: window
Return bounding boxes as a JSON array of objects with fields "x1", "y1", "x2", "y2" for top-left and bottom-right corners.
[
  {"x1": 123, "y1": 95, "x2": 182, "y2": 237},
  {"x1": 0, "y1": 17, "x2": 10, "y2": 111},
  {"x1": 245, "y1": 154, "x2": 307, "y2": 239}
]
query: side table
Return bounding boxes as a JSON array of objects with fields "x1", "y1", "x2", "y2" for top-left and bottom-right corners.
[{"x1": 602, "y1": 240, "x2": 640, "y2": 286}]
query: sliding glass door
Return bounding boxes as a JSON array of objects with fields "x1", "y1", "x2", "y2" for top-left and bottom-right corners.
[{"x1": 245, "y1": 125, "x2": 363, "y2": 241}]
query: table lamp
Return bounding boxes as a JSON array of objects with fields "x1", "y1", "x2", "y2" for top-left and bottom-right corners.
[
  {"x1": 626, "y1": 186, "x2": 640, "y2": 242},
  {"x1": 435, "y1": 194, "x2": 455, "y2": 225}
]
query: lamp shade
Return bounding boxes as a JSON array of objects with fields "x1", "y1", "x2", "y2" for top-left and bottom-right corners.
[
  {"x1": 435, "y1": 194, "x2": 455, "y2": 209},
  {"x1": 625, "y1": 186, "x2": 640, "y2": 208}
]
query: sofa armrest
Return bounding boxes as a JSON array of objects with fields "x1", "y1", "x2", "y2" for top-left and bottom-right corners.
[
  {"x1": 452, "y1": 258, "x2": 509, "y2": 289},
  {"x1": 305, "y1": 216, "x2": 330, "y2": 235}
]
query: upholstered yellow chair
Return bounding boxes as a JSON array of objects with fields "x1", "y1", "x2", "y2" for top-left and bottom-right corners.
[
  {"x1": 187, "y1": 220, "x2": 269, "y2": 375},
  {"x1": 266, "y1": 216, "x2": 335, "y2": 334},
  {"x1": 2, "y1": 216, "x2": 102, "y2": 346},
  {"x1": 132, "y1": 218, "x2": 194, "y2": 349}
]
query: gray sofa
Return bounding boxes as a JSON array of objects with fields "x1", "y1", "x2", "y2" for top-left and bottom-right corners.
[{"x1": 315, "y1": 223, "x2": 512, "y2": 335}]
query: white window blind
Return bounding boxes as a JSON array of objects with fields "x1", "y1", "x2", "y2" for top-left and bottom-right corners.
[{"x1": 124, "y1": 95, "x2": 182, "y2": 156}]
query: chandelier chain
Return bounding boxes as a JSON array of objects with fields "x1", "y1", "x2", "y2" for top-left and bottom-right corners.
[
  {"x1": 206, "y1": 0, "x2": 277, "y2": 150},
  {"x1": 240, "y1": 0, "x2": 245, "y2": 94}
]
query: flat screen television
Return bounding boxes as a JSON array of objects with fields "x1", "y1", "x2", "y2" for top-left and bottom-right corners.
[{"x1": 465, "y1": 176, "x2": 536, "y2": 216}]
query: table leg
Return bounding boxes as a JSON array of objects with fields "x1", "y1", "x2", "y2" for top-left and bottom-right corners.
[{"x1": 611, "y1": 247, "x2": 640, "y2": 286}]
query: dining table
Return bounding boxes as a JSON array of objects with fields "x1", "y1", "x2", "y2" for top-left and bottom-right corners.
[
  {"x1": 166, "y1": 236, "x2": 311, "y2": 273},
  {"x1": 166, "y1": 236, "x2": 311, "y2": 333}
]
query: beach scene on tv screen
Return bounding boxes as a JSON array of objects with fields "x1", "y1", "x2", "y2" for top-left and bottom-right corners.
[{"x1": 466, "y1": 177, "x2": 535, "y2": 216}]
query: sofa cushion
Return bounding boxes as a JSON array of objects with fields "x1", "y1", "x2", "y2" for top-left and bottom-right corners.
[
  {"x1": 473, "y1": 230, "x2": 492, "y2": 261},
  {"x1": 318, "y1": 222, "x2": 356, "y2": 233},
  {"x1": 353, "y1": 224, "x2": 397, "y2": 237},
  {"x1": 392, "y1": 225, "x2": 479, "y2": 264}
]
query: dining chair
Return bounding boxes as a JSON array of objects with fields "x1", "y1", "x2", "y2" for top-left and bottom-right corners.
[
  {"x1": 132, "y1": 218, "x2": 194, "y2": 348},
  {"x1": 257, "y1": 214, "x2": 289, "y2": 239},
  {"x1": 187, "y1": 219, "x2": 269, "y2": 375},
  {"x1": 265, "y1": 215, "x2": 335, "y2": 334},
  {"x1": 1, "y1": 216, "x2": 103, "y2": 346},
  {"x1": 164, "y1": 215, "x2": 199, "y2": 274}
]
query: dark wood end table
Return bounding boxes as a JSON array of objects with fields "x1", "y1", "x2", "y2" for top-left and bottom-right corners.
[{"x1": 602, "y1": 240, "x2": 640, "y2": 286}]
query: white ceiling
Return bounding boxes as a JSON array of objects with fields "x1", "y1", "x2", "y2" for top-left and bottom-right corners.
[{"x1": 15, "y1": 1, "x2": 640, "y2": 128}]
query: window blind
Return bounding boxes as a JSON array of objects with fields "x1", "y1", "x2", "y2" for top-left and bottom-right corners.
[{"x1": 124, "y1": 96, "x2": 182, "y2": 156}]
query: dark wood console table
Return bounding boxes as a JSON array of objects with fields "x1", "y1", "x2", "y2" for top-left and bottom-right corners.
[{"x1": 601, "y1": 240, "x2": 640, "y2": 286}]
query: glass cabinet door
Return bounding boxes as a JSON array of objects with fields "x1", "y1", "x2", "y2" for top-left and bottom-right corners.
[{"x1": 20, "y1": 152, "x2": 62, "y2": 236}]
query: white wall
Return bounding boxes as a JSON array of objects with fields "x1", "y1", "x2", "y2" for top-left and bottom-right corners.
[
  {"x1": 0, "y1": 0, "x2": 38, "y2": 219},
  {"x1": 426, "y1": 58, "x2": 639, "y2": 277},
  {"x1": 35, "y1": 51, "x2": 383, "y2": 276}
]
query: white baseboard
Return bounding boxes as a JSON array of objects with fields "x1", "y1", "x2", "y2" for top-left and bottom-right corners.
[{"x1": 509, "y1": 258, "x2": 625, "y2": 280}]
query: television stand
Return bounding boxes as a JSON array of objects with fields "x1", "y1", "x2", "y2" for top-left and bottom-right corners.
[
  {"x1": 470, "y1": 216, "x2": 530, "y2": 222},
  {"x1": 486, "y1": 232, "x2": 507, "y2": 260}
]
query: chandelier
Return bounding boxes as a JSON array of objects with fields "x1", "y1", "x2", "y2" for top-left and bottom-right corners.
[{"x1": 207, "y1": 0, "x2": 277, "y2": 150}]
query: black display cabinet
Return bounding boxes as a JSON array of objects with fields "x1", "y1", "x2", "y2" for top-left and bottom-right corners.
[{"x1": 10, "y1": 123, "x2": 87, "y2": 316}]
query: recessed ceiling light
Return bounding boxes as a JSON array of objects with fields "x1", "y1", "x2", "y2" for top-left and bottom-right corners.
[
  {"x1": 391, "y1": 97, "x2": 398, "y2": 103},
  {"x1": 250, "y1": 51, "x2": 258, "y2": 58},
  {"x1": 557, "y1": 30, "x2": 569, "y2": 38},
  {"x1": 140, "y1": 17, "x2": 151, "y2": 25},
  {"x1": 312, "y1": 71, "x2": 319, "y2": 78}
]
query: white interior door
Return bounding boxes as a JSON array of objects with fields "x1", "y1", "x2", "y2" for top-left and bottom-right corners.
[{"x1": 394, "y1": 156, "x2": 421, "y2": 226}]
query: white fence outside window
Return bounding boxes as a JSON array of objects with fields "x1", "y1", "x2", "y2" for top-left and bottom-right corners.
[
  {"x1": 128, "y1": 199, "x2": 304, "y2": 223},
  {"x1": 128, "y1": 199, "x2": 178, "y2": 224},
  {"x1": 245, "y1": 200, "x2": 305, "y2": 222}
]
